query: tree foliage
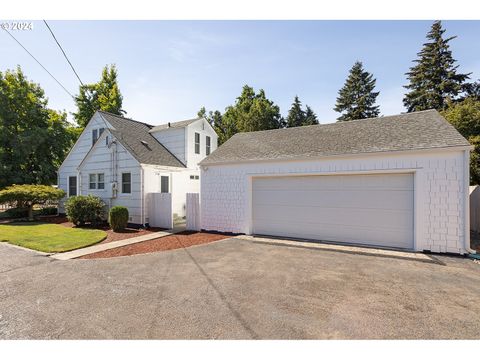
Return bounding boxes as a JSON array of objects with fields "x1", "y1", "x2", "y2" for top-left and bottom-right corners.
[
  {"x1": 334, "y1": 61, "x2": 380, "y2": 121},
  {"x1": 0, "y1": 67, "x2": 77, "y2": 188},
  {"x1": 403, "y1": 21, "x2": 470, "y2": 112},
  {"x1": 0, "y1": 184, "x2": 65, "y2": 220},
  {"x1": 442, "y1": 97, "x2": 480, "y2": 184},
  {"x1": 73, "y1": 64, "x2": 125, "y2": 128},
  {"x1": 199, "y1": 85, "x2": 283, "y2": 144},
  {"x1": 285, "y1": 96, "x2": 318, "y2": 127}
]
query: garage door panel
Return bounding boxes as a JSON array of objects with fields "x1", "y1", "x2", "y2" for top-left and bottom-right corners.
[
  {"x1": 253, "y1": 173, "x2": 413, "y2": 191},
  {"x1": 253, "y1": 189, "x2": 413, "y2": 210},
  {"x1": 252, "y1": 173, "x2": 414, "y2": 249},
  {"x1": 253, "y1": 219, "x2": 412, "y2": 249},
  {"x1": 253, "y1": 204, "x2": 413, "y2": 230}
]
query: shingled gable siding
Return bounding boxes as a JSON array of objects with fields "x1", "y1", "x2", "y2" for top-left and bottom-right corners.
[{"x1": 200, "y1": 149, "x2": 468, "y2": 254}]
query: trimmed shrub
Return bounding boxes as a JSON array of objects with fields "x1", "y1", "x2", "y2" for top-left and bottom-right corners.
[
  {"x1": 5, "y1": 207, "x2": 29, "y2": 219},
  {"x1": 65, "y1": 195, "x2": 105, "y2": 226},
  {"x1": 109, "y1": 206, "x2": 129, "y2": 232},
  {"x1": 38, "y1": 206, "x2": 58, "y2": 216},
  {"x1": 0, "y1": 185, "x2": 65, "y2": 221}
]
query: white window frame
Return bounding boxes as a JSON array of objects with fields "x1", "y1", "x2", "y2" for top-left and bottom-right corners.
[
  {"x1": 89, "y1": 173, "x2": 105, "y2": 190},
  {"x1": 121, "y1": 172, "x2": 132, "y2": 194},
  {"x1": 194, "y1": 132, "x2": 200, "y2": 154},
  {"x1": 68, "y1": 176, "x2": 77, "y2": 197},
  {"x1": 206, "y1": 136, "x2": 211, "y2": 155}
]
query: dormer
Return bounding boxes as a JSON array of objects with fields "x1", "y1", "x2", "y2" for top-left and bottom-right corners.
[{"x1": 149, "y1": 117, "x2": 218, "y2": 169}]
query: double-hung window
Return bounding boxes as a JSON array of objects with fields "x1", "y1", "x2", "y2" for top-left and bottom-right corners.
[
  {"x1": 68, "y1": 176, "x2": 77, "y2": 197},
  {"x1": 206, "y1": 136, "x2": 211, "y2": 155},
  {"x1": 122, "y1": 173, "x2": 131, "y2": 194},
  {"x1": 194, "y1": 132, "x2": 200, "y2": 154},
  {"x1": 89, "y1": 173, "x2": 104, "y2": 190},
  {"x1": 92, "y1": 128, "x2": 105, "y2": 146}
]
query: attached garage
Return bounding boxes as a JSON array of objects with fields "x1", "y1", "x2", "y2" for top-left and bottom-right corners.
[
  {"x1": 200, "y1": 110, "x2": 473, "y2": 254},
  {"x1": 252, "y1": 173, "x2": 414, "y2": 249}
]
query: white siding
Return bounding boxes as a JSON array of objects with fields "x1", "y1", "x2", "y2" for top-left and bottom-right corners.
[
  {"x1": 200, "y1": 149, "x2": 469, "y2": 254},
  {"x1": 150, "y1": 127, "x2": 186, "y2": 164},
  {"x1": 78, "y1": 132, "x2": 143, "y2": 224},
  {"x1": 143, "y1": 165, "x2": 200, "y2": 221},
  {"x1": 186, "y1": 119, "x2": 218, "y2": 170},
  {"x1": 58, "y1": 113, "x2": 110, "y2": 212}
]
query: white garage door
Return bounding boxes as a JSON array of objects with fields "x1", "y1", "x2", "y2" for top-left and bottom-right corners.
[{"x1": 252, "y1": 173, "x2": 414, "y2": 249}]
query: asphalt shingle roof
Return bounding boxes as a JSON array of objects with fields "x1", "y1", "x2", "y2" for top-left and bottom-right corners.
[
  {"x1": 149, "y1": 118, "x2": 199, "y2": 132},
  {"x1": 200, "y1": 110, "x2": 470, "y2": 165},
  {"x1": 98, "y1": 111, "x2": 186, "y2": 168}
]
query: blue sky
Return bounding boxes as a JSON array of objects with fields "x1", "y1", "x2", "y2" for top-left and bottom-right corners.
[{"x1": 1, "y1": 20, "x2": 479, "y2": 125}]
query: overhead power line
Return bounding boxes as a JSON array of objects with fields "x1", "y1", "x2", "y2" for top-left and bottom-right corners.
[
  {"x1": 2, "y1": 27, "x2": 75, "y2": 98},
  {"x1": 43, "y1": 20, "x2": 84, "y2": 86}
]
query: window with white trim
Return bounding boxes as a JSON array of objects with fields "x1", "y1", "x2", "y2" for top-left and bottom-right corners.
[
  {"x1": 89, "y1": 173, "x2": 104, "y2": 190},
  {"x1": 122, "y1": 172, "x2": 131, "y2": 194},
  {"x1": 68, "y1": 176, "x2": 77, "y2": 197},
  {"x1": 206, "y1": 136, "x2": 211, "y2": 155},
  {"x1": 194, "y1": 132, "x2": 200, "y2": 154},
  {"x1": 92, "y1": 129, "x2": 98, "y2": 146}
]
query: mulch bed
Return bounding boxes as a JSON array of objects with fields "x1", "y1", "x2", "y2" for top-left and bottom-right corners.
[
  {"x1": 33, "y1": 215, "x2": 166, "y2": 244},
  {"x1": 78, "y1": 231, "x2": 232, "y2": 259}
]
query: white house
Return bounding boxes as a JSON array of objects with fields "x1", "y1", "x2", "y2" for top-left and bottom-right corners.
[
  {"x1": 199, "y1": 110, "x2": 474, "y2": 254},
  {"x1": 58, "y1": 111, "x2": 218, "y2": 226}
]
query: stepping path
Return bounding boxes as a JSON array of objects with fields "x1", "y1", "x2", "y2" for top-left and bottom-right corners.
[{"x1": 51, "y1": 229, "x2": 181, "y2": 260}]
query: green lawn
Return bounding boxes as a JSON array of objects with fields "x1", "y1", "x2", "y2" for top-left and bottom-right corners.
[{"x1": 0, "y1": 222, "x2": 107, "y2": 253}]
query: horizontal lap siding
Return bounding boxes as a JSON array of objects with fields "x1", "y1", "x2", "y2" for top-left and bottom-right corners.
[
  {"x1": 58, "y1": 113, "x2": 110, "y2": 212},
  {"x1": 200, "y1": 151, "x2": 467, "y2": 253}
]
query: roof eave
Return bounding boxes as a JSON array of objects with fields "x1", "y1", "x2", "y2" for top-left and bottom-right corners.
[{"x1": 199, "y1": 145, "x2": 472, "y2": 168}]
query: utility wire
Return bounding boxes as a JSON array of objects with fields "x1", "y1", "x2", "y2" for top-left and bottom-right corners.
[
  {"x1": 43, "y1": 20, "x2": 84, "y2": 86},
  {"x1": 2, "y1": 27, "x2": 75, "y2": 98}
]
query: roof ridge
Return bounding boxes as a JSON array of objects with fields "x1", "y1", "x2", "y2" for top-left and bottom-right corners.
[
  {"x1": 98, "y1": 110, "x2": 154, "y2": 128},
  {"x1": 233, "y1": 109, "x2": 440, "y2": 137}
]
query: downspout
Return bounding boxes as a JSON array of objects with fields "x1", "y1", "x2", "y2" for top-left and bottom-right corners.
[
  {"x1": 464, "y1": 149, "x2": 476, "y2": 254},
  {"x1": 140, "y1": 166, "x2": 145, "y2": 227}
]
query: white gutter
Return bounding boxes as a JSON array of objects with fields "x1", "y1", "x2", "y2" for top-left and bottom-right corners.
[{"x1": 464, "y1": 149, "x2": 476, "y2": 254}]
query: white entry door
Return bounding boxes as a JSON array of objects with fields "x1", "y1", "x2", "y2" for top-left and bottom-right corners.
[{"x1": 252, "y1": 173, "x2": 414, "y2": 249}]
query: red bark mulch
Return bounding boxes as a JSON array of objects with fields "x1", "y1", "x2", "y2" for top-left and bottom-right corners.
[
  {"x1": 78, "y1": 231, "x2": 232, "y2": 259},
  {"x1": 38, "y1": 215, "x2": 165, "y2": 244}
]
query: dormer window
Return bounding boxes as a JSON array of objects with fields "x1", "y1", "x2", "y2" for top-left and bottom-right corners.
[
  {"x1": 92, "y1": 129, "x2": 98, "y2": 146},
  {"x1": 195, "y1": 132, "x2": 200, "y2": 154},
  {"x1": 92, "y1": 128, "x2": 105, "y2": 146},
  {"x1": 206, "y1": 136, "x2": 211, "y2": 155}
]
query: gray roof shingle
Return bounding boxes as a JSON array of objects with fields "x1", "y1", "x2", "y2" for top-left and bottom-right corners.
[
  {"x1": 98, "y1": 111, "x2": 186, "y2": 168},
  {"x1": 149, "y1": 118, "x2": 199, "y2": 132},
  {"x1": 200, "y1": 110, "x2": 470, "y2": 165}
]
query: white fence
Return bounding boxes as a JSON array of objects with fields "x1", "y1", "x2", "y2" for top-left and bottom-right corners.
[
  {"x1": 186, "y1": 193, "x2": 200, "y2": 231},
  {"x1": 470, "y1": 186, "x2": 480, "y2": 232},
  {"x1": 147, "y1": 193, "x2": 172, "y2": 229}
]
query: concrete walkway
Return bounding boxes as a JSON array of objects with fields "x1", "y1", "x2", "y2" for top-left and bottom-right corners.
[{"x1": 51, "y1": 229, "x2": 180, "y2": 260}]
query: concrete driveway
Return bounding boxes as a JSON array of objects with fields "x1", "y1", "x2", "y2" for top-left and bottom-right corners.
[{"x1": 1, "y1": 238, "x2": 480, "y2": 339}]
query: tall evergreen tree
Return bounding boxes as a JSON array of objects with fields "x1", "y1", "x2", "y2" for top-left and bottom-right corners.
[
  {"x1": 334, "y1": 61, "x2": 380, "y2": 121},
  {"x1": 285, "y1": 96, "x2": 319, "y2": 127},
  {"x1": 304, "y1": 105, "x2": 319, "y2": 125},
  {"x1": 73, "y1": 64, "x2": 125, "y2": 127},
  {"x1": 0, "y1": 67, "x2": 76, "y2": 188},
  {"x1": 286, "y1": 96, "x2": 305, "y2": 128},
  {"x1": 403, "y1": 21, "x2": 470, "y2": 112}
]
